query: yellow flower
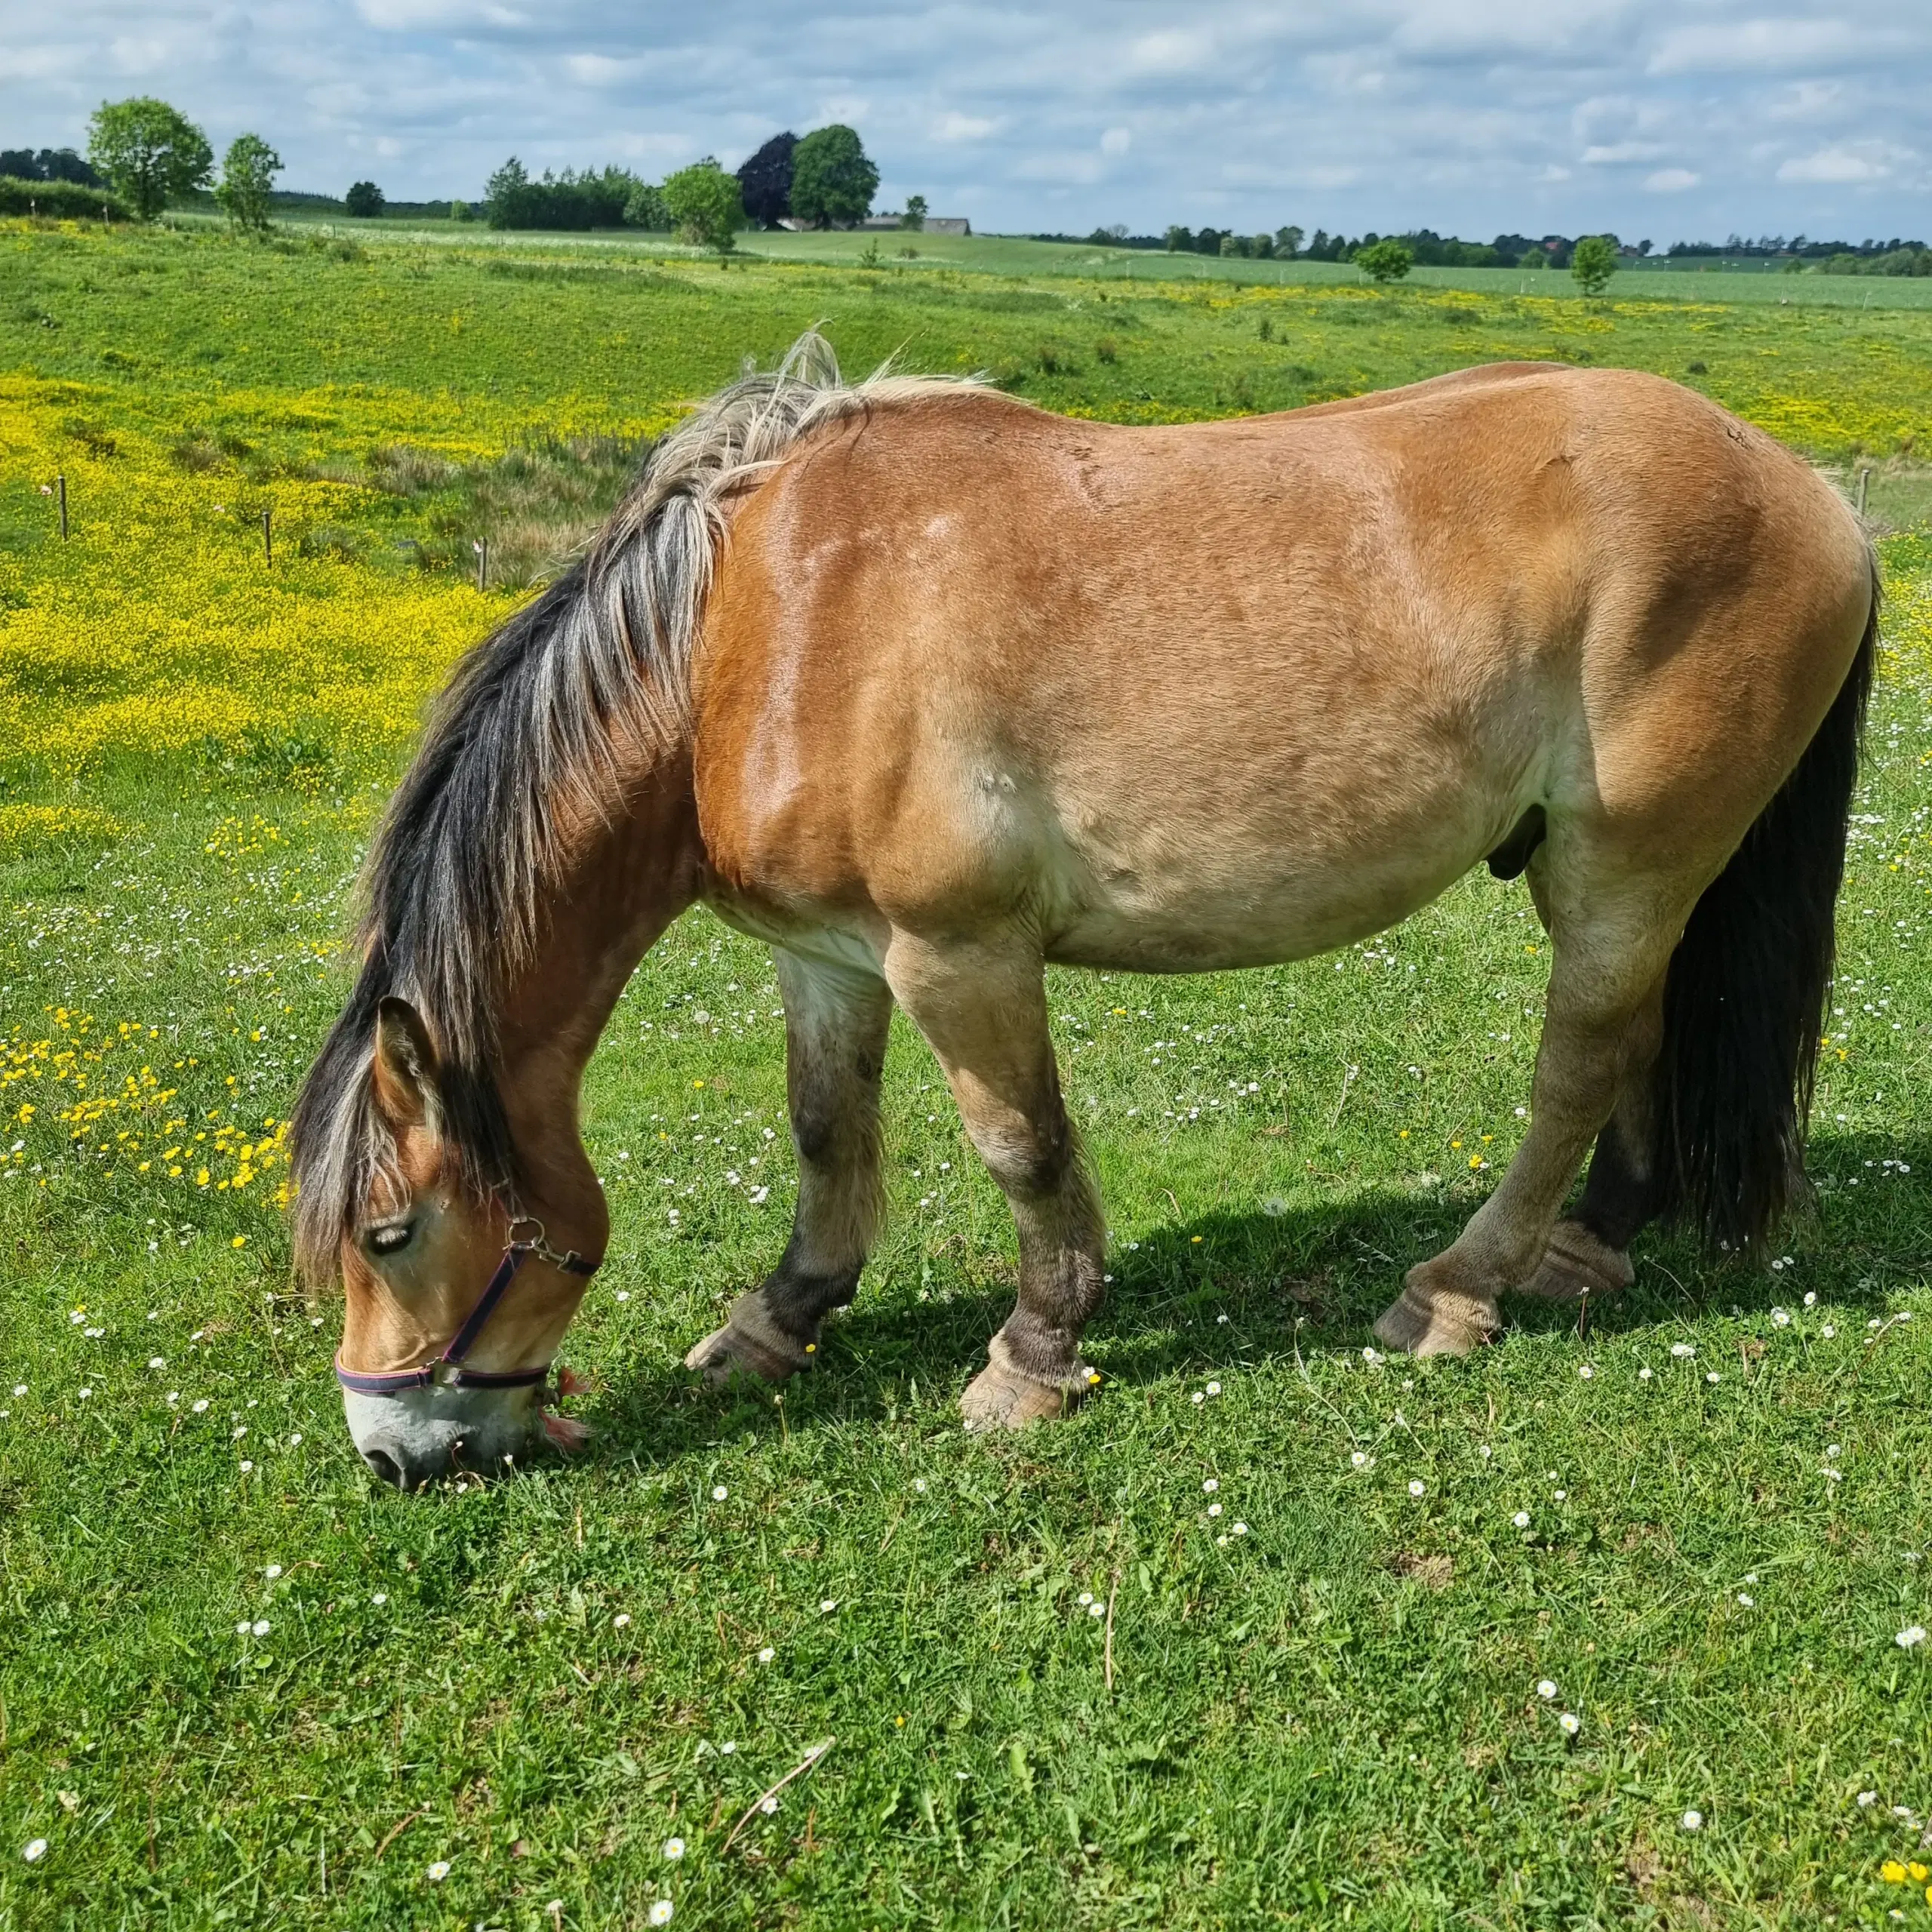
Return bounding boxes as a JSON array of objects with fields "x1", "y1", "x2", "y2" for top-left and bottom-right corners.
[
  {"x1": 1882, "y1": 1860, "x2": 1908, "y2": 1884},
  {"x1": 231, "y1": 1235, "x2": 247, "y2": 1248}
]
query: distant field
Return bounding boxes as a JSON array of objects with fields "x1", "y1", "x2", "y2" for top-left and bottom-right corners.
[
  {"x1": 242, "y1": 206, "x2": 1932, "y2": 309},
  {"x1": 0, "y1": 220, "x2": 1928, "y2": 1930}
]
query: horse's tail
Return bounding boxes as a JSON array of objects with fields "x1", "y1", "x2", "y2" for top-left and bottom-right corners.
[{"x1": 1647, "y1": 572, "x2": 1878, "y2": 1252}]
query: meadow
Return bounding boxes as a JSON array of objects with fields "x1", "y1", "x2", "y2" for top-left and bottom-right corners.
[{"x1": 0, "y1": 218, "x2": 1928, "y2": 1930}]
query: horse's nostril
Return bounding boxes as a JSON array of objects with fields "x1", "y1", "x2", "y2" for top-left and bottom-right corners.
[{"x1": 363, "y1": 1447, "x2": 405, "y2": 1488}]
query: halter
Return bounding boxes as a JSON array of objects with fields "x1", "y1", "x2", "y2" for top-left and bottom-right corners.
[{"x1": 334, "y1": 1214, "x2": 599, "y2": 1398}]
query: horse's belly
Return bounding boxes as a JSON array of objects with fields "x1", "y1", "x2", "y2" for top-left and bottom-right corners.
[{"x1": 1038, "y1": 794, "x2": 1499, "y2": 972}]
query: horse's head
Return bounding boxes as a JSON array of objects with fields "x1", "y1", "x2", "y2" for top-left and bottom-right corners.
[{"x1": 297, "y1": 995, "x2": 605, "y2": 1490}]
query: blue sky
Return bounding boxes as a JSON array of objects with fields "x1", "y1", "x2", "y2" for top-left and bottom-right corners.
[{"x1": 6, "y1": 2, "x2": 1930, "y2": 242}]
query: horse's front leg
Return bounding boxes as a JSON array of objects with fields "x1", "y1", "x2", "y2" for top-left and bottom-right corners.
[
  {"x1": 685, "y1": 948, "x2": 892, "y2": 1384},
  {"x1": 884, "y1": 930, "x2": 1106, "y2": 1431}
]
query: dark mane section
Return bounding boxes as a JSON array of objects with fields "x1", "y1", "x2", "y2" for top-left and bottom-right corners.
[{"x1": 288, "y1": 333, "x2": 977, "y2": 1284}]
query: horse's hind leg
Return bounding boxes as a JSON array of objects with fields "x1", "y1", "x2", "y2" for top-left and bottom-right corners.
[
  {"x1": 1374, "y1": 869, "x2": 1684, "y2": 1356},
  {"x1": 685, "y1": 949, "x2": 892, "y2": 1384},
  {"x1": 1519, "y1": 981, "x2": 1663, "y2": 1302},
  {"x1": 883, "y1": 931, "x2": 1106, "y2": 1431}
]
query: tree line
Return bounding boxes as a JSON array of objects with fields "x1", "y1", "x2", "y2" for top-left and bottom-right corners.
[{"x1": 475, "y1": 125, "x2": 888, "y2": 248}]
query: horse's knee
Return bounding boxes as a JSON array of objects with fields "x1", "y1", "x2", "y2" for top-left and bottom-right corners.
[{"x1": 974, "y1": 1111, "x2": 1074, "y2": 1198}]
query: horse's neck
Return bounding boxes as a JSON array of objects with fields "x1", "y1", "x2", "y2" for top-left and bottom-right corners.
[{"x1": 493, "y1": 752, "x2": 703, "y2": 1171}]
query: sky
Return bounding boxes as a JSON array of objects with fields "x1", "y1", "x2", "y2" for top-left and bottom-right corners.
[{"x1": 6, "y1": 2, "x2": 1931, "y2": 244}]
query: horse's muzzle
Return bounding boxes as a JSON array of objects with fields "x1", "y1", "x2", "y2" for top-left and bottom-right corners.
[{"x1": 342, "y1": 1381, "x2": 542, "y2": 1489}]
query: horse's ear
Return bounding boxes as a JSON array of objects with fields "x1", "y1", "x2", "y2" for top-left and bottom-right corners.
[{"x1": 371, "y1": 997, "x2": 440, "y2": 1128}]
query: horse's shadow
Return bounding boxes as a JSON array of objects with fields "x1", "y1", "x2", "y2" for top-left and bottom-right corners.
[{"x1": 587, "y1": 1127, "x2": 1932, "y2": 1456}]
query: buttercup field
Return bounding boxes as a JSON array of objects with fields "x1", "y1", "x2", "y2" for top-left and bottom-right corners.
[{"x1": 2, "y1": 221, "x2": 1930, "y2": 1927}]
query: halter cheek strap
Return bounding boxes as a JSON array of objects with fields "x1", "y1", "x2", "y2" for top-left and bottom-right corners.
[{"x1": 335, "y1": 1229, "x2": 598, "y2": 1398}]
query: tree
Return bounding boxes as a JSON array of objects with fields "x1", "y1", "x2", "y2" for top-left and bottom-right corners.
[
  {"x1": 345, "y1": 180, "x2": 384, "y2": 218},
  {"x1": 1275, "y1": 225, "x2": 1303, "y2": 258},
  {"x1": 901, "y1": 193, "x2": 928, "y2": 232},
  {"x1": 736, "y1": 132, "x2": 795, "y2": 227},
  {"x1": 789, "y1": 125, "x2": 878, "y2": 227},
  {"x1": 623, "y1": 179, "x2": 668, "y2": 230},
  {"x1": 1571, "y1": 234, "x2": 1617, "y2": 297},
  {"x1": 662, "y1": 160, "x2": 743, "y2": 252},
  {"x1": 87, "y1": 97, "x2": 212, "y2": 220},
  {"x1": 216, "y1": 134, "x2": 280, "y2": 233},
  {"x1": 1164, "y1": 225, "x2": 1192, "y2": 252},
  {"x1": 1355, "y1": 237, "x2": 1414, "y2": 283}
]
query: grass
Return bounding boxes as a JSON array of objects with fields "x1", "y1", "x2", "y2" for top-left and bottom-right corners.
[{"x1": 0, "y1": 220, "x2": 1929, "y2": 1929}]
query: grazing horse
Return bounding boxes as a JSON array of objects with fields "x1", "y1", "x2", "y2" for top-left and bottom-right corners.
[{"x1": 291, "y1": 334, "x2": 1875, "y2": 1488}]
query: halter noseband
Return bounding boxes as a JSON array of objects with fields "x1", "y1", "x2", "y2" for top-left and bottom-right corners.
[{"x1": 334, "y1": 1214, "x2": 599, "y2": 1398}]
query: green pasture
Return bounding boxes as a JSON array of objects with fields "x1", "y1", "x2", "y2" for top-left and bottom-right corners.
[
  {"x1": 236, "y1": 208, "x2": 1932, "y2": 309},
  {"x1": 0, "y1": 223, "x2": 1929, "y2": 1928}
]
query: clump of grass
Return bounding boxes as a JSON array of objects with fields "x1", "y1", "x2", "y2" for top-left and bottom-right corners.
[{"x1": 1096, "y1": 334, "x2": 1120, "y2": 362}]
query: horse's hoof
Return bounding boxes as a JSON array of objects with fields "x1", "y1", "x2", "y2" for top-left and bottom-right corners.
[
  {"x1": 1372, "y1": 1281, "x2": 1498, "y2": 1358},
  {"x1": 683, "y1": 1294, "x2": 811, "y2": 1386},
  {"x1": 1518, "y1": 1221, "x2": 1635, "y2": 1303},
  {"x1": 960, "y1": 1340, "x2": 1093, "y2": 1432}
]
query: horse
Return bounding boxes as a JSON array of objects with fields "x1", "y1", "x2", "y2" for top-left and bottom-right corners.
[{"x1": 289, "y1": 332, "x2": 1875, "y2": 1489}]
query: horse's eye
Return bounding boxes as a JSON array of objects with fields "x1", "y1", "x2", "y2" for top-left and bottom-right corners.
[{"x1": 368, "y1": 1223, "x2": 414, "y2": 1257}]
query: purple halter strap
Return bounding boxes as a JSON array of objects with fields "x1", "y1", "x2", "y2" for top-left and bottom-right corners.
[{"x1": 334, "y1": 1220, "x2": 598, "y2": 1398}]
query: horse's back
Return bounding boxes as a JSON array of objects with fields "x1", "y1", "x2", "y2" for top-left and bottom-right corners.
[{"x1": 694, "y1": 368, "x2": 1868, "y2": 968}]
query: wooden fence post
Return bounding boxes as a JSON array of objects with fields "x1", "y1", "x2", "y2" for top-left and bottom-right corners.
[
  {"x1": 1856, "y1": 467, "x2": 1871, "y2": 518},
  {"x1": 474, "y1": 537, "x2": 488, "y2": 592},
  {"x1": 262, "y1": 507, "x2": 272, "y2": 565},
  {"x1": 57, "y1": 474, "x2": 68, "y2": 540}
]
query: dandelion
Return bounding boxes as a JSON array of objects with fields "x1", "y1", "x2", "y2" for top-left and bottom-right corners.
[
  {"x1": 23, "y1": 1838, "x2": 47, "y2": 1863},
  {"x1": 1408, "y1": 1480, "x2": 1426, "y2": 1498},
  {"x1": 1478, "y1": 1444, "x2": 1491, "y2": 1459},
  {"x1": 1559, "y1": 1712, "x2": 1580, "y2": 1735},
  {"x1": 663, "y1": 1836, "x2": 686, "y2": 1860},
  {"x1": 426, "y1": 1860, "x2": 451, "y2": 1882},
  {"x1": 649, "y1": 1903, "x2": 675, "y2": 1927},
  {"x1": 1681, "y1": 1810, "x2": 1703, "y2": 1832}
]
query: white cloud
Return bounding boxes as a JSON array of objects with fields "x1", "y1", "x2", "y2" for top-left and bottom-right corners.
[
  {"x1": 1776, "y1": 142, "x2": 1901, "y2": 183},
  {"x1": 1644, "y1": 168, "x2": 1700, "y2": 191},
  {"x1": 1582, "y1": 142, "x2": 1665, "y2": 164},
  {"x1": 1650, "y1": 18, "x2": 1875, "y2": 75},
  {"x1": 932, "y1": 112, "x2": 999, "y2": 143},
  {"x1": 1100, "y1": 126, "x2": 1130, "y2": 156}
]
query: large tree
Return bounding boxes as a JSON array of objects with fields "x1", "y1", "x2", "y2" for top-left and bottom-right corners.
[
  {"x1": 345, "y1": 180, "x2": 384, "y2": 218},
  {"x1": 788, "y1": 125, "x2": 878, "y2": 228},
  {"x1": 86, "y1": 97, "x2": 211, "y2": 220},
  {"x1": 215, "y1": 134, "x2": 280, "y2": 233},
  {"x1": 661, "y1": 159, "x2": 743, "y2": 253},
  {"x1": 736, "y1": 132, "x2": 796, "y2": 228}
]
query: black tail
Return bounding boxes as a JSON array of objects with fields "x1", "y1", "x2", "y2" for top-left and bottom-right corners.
[{"x1": 1649, "y1": 577, "x2": 1878, "y2": 1252}]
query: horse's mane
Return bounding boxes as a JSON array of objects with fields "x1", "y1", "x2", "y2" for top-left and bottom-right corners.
[{"x1": 288, "y1": 332, "x2": 977, "y2": 1284}]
